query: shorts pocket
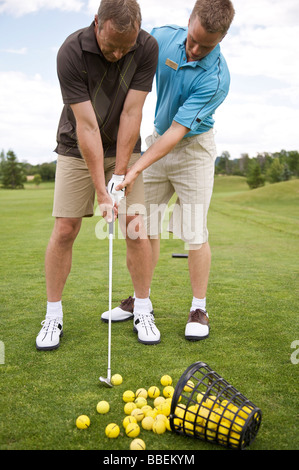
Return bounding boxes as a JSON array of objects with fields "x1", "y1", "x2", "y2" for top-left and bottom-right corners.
[
  {"x1": 196, "y1": 131, "x2": 217, "y2": 161},
  {"x1": 145, "y1": 134, "x2": 154, "y2": 148}
]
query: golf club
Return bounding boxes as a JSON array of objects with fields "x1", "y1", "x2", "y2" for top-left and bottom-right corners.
[
  {"x1": 99, "y1": 212, "x2": 114, "y2": 388},
  {"x1": 172, "y1": 253, "x2": 188, "y2": 258}
]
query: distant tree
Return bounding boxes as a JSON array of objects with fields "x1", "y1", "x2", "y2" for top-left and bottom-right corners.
[
  {"x1": 287, "y1": 150, "x2": 299, "y2": 177},
  {"x1": 281, "y1": 164, "x2": 292, "y2": 181},
  {"x1": 256, "y1": 152, "x2": 273, "y2": 175},
  {"x1": 239, "y1": 153, "x2": 250, "y2": 175},
  {"x1": 1, "y1": 150, "x2": 26, "y2": 189},
  {"x1": 21, "y1": 161, "x2": 56, "y2": 181},
  {"x1": 266, "y1": 158, "x2": 284, "y2": 184},
  {"x1": 33, "y1": 174, "x2": 42, "y2": 186},
  {"x1": 246, "y1": 160, "x2": 265, "y2": 189},
  {"x1": 0, "y1": 150, "x2": 5, "y2": 183},
  {"x1": 215, "y1": 151, "x2": 232, "y2": 174},
  {"x1": 39, "y1": 162, "x2": 56, "y2": 181}
]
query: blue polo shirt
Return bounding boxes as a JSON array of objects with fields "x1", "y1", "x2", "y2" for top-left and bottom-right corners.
[{"x1": 151, "y1": 25, "x2": 230, "y2": 137}]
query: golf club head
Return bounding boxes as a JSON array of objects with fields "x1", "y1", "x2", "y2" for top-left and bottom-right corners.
[{"x1": 99, "y1": 376, "x2": 113, "y2": 388}]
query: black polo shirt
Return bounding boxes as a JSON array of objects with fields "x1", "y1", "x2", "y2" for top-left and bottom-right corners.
[{"x1": 55, "y1": 22, "x2": 158, "y2": 158}]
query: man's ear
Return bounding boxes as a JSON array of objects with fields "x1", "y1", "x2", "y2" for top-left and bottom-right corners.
[{"x1": 220, "y1": 32, "x2": 227, "y2": 43}]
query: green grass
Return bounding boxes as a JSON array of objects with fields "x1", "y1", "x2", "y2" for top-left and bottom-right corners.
[{"x1": 0, "y1": 177, "x2": 298, "y2": 451}]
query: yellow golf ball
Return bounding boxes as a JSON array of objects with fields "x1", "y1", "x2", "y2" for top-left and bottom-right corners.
[
  {"x1": 131, "y1": 408, "x2": 144, "y2": 422},
  {"x1": 141, "y1": 405, "x2": 152, "y2": 414},
  {"x1": 124, "y1": 402, "x2": 137, "y2": 415},
  {"x1": 165, "y1": 417, "x2": 171, "y2": 431},
  {"x1": 111, "y1": 374, "x2": 123, "y2": 385},
  {"x1": 175, "y1": 404, "x2": 186, "y2": 418},
  {"x1": 163, "y1": 386, "x2": 174, "y2": 398},
  {"x1": 148, "y1": 386, "x2": 160, "y2": 398},
  {"x1": 76, "y1": 415, "x2": 90, "y2": 429},
  {"x1": 123, "y1": 390, "x2": 135, "y2": 403},
  {"x1": 155, "y1": 401, "x2": 171, "y2": 416},
  {"x1": 135, "y1": 388, "x2": 148, "y2": 399},
  {"x1": 130, "y1": 438, "x2": 146, "y2": 450},
  {"x1": 96, "y1": 400, "x2": 110, "y2": 414},
  {"x1": 141, "y1": 416, "x2": 154, "y2": 430},
  {"x1": 135, "y1": 396, "x2": 147, "y2": 408},
  {"x1": 154, "y1": 396, "x2": 165, "y2": 407},
  {"x1": 152, "y1": 418, "x2": 166, "y2": 434},
  {"x1": 160, "y1": 375, "x2": 172, "y2": 386},
  {"x1": 123, "y1": 415, "x2": 137, "y2": 429},
  {"x1": 237, "y1": 404, "x2": 254, "y2": 420},
  {"x1": 184, "y1": 380, "x2": 194, "y2": 392},
  {"x1": 144, "y1": 408, "x2": 157, "y2": 419},
  {"x1": 125, "y1": 422, "x2": 140, "y2": 438},
  {"x1": 155, "y1": 413, "x2": 168, "y2": 425},
  {"x1": 105, "y1": 423, "x2": 120, "y2": 438}
]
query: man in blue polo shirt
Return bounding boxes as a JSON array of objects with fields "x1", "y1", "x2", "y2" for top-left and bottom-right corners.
[
  {"x1": 153, "y1": 25, "x2": 231, "y2": 138},
  {"x1": 102, "y1": 0, "x2": 235, "y2": 342}
]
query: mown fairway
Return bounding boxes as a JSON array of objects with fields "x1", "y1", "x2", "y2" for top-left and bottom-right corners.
[{"x1": 0, "y1": 176, "x2": 298, "y2": 450}]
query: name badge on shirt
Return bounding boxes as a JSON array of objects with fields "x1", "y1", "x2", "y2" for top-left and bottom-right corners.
[{"x1": 165, "y1": 58, "x2": 178, "y2": 71}]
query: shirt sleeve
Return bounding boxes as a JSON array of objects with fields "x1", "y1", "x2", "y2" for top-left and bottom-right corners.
[
  {"x1": 129, "y1": 35, "x2": 159, "y2": 92},
  {"x1": 174, "y1": 78, "x2": 228, "y2": 132},
  {"x1": 57, "y1": 40, "x2": 90, "y2": 105}
]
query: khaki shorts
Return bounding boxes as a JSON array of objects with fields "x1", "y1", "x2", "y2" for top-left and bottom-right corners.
[
  {"x1": 52, "y1": 153, "x2": 145, "y2": 218},
  {"x1": 143, "y1": 129, "x2": 217, "y2": 245}
]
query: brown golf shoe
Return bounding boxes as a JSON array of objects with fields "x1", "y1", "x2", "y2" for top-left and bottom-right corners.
[
  {"x1": 101, "y1": 296, "x2": 135, "y2": 322},
  {"x1": 185, "y1": 308, "x2": 210, "y2": 341}
]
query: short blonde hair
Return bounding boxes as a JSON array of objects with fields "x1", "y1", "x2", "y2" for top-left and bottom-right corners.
[{"x1": 190, "y1": 0, "x2": 235, "y2": 36}]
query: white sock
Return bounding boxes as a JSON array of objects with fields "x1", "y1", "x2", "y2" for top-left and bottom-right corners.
[
  {"x1": 133, "y1": 289, "x2": 152, "y2": 313},
  {"x1": 191, "y1": 297, "x2": 206, "y2": 312},
  {"x1": 134, "y1": 297, "x2": 152, "y2": 315},
  {"x1": 46, "y1": 301, "x2": 63, "y2": 321}
]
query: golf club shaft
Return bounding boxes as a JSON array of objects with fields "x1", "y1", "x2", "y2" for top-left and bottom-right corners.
[{"x1": 107, "y1": 219, "x2": 113, "y2": 381}]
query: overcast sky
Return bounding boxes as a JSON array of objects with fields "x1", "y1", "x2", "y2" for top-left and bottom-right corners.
[{"x1": 0, "y1": 0, "x2": 299, "y2": 164}]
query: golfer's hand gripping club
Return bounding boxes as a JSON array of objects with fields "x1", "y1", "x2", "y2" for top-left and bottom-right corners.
[{"x1": 107, "y1": 174, "x2": 125, "y2": 205}]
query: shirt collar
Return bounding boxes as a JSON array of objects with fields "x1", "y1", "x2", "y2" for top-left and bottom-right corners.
[
  {"x1": 81, "y1": 22, "x2": 101, "y2": 54},
  {"x1": 177, "y1": 27, "x2": 221, "y2": 70}
]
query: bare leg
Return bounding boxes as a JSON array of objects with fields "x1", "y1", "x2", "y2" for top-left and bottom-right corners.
[
  {"x1": 45, "y1": 217, "x2": 82, "y2": 302},
  {"x1": 188, "y1": 242, "x2": 211, "y2": 299},
  {"x1": 149, "y1": 237, "x2": 160, "y2": 277},
  {"x1": 125, "y1": 215, "x2": 152, "y2": 299}
]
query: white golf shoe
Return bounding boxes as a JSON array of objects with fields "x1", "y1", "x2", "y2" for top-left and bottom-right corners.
[
  {"x1": 133, "y1": 312, "x2": 161, "y2": 345},
  {"x1": 101, "y1": 296, "x2": 154, "y2": 323},
  {"x1": 36, "y1": 318, "x2": 63, "y2": 351},
  {"x1": 185, "y1": 309, "x2": 209, "y2": 341},
  {"x1": 101, "y1": 296, "x2": 135, "y2": 322}
]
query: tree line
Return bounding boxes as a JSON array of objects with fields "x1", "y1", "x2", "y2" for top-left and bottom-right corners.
[
  {"x1": 1, "y1": 148, "x2": 299, "y2": 190},
  {"x1": 0, "y1": 150, "x2": 56, "y2": 189},
  {"x1": 215, "y1": 149, "x2": 299, "y2": 189}
]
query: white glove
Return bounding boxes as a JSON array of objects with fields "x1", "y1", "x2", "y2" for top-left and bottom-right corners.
[{"x1": 107, "y1": 174, "x2": 125, "y2": 205}]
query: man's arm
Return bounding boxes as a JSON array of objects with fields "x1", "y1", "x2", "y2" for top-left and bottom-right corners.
[
  {"x1": 116, "y1": 121, "x2": 190, "y2": 194},
  {"x1": 70, "y1": 100, "x2": 114, "y2": 221},
  {"x1": 114, "y1": 88, "x2": 149, "y2": 175}
]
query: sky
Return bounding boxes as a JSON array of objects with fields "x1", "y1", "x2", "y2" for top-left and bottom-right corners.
[{"x1": 0, "y1": 0, "x2": 299, "y2": 165}]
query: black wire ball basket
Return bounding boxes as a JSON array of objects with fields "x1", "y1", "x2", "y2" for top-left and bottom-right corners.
[{"x1": 170, "y1": 362, "x2": 262, "y2": 450}]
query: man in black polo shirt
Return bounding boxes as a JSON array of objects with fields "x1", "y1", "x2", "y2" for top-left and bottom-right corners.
[{"x1": 35, "y1": 0, "x2": 160, "y2": 350}]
